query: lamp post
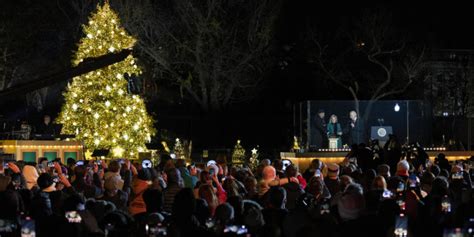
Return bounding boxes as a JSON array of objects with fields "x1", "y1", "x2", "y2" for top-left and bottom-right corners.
[{"x1": 406, "y1": 101, "x2": 409, "y2": 144}]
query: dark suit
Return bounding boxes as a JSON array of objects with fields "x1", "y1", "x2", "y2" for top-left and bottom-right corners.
[
  {"x1": 346, "y1": 119, "x2": 366, "y2": 145},
  {"x1": 311, "y1": 116, "x2": 327, "y2": 149}
]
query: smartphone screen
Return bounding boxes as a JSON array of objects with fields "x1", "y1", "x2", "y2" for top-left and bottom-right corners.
[
  {"x1": 65, "y1": 211, "x2": 82, "y2": 223},
  {"x1": 21, "y1": 217, "x2": 36, "y2": 237},
  {"x1": 0, "y1": 219, "x2": 16, "y2": 233},
  {"x1": 76, "y1": 160, "x2": 84, "y2": 166},
  {"x1": 394, "y1": 214, "x2": 408, "y2": 237}
]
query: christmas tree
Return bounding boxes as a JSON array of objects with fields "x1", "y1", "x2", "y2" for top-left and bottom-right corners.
[
  {"x1": 232, "y1": 140, "x2": 246, "y2": 164},
  {"x1": 173, "y1": 138, "x2": 185, "y2": 160},
  {"x1": 57, "y1": 2, "x2": 155, "y2": 158}
]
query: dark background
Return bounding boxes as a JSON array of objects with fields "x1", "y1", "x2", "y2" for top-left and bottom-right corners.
[{"x1": 1, "y1": 1, "x2": 473, "y2": 153}]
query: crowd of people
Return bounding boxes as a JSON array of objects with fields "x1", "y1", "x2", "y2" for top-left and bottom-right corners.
[{"x1": 0, "y1": 141, "x2": 473, "y2": 237}]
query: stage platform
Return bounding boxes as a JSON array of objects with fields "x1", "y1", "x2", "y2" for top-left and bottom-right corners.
[
  {"x1": 280, "y1": 150, "x2": 474, "y2": 171},
  {"x1": 0, "y1": 140, "x2": 83, "y2": 163}
]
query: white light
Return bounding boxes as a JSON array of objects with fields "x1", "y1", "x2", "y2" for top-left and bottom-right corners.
[
  {"x1": 87, "y1": 34, "x2": 93, "y2": 39},
  {"x1": 133, "y1": 124, "x2": 139, "y2": 130},
  {"x1": 93, "y1": 113, "x2": 100, "y2": 119},
  {"x1": 118, "y1": 89, "x2": 124, "y2": 95},
  {"x1": 116, "y1": 74, "x2": 123, "y2": 79},
  {"x1": 123, "y1": 134, "x2": 129, "y2": 140},
  {"x1": 72, "y1": 104, "x2": 78, "y2": 111},
  {"x1": 394, "y1": 103, "x2": 400, "y2": 112},
  {"x1": 106, "y1": 85, "x2": 112, "y2": 91},
  {"x1": 94, "y1": 139, "x2": 100, "y2": 145},
  {"x1": 108, "y1": 46, "x2": 115, "y2": 52},
  {"x1": 126, "y1": 106, "x2": 131, "y2": 112},
  {"x1": 443, "y1": 112, "x2": 449, "y2": 117},
  {"x1": 105, "y1": 101, "x2": 111, "y2": 107}
]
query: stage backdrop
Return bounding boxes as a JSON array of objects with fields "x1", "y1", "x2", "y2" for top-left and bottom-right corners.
[{"x1": 294, "y1": 100, "x2": 433, "y2": 149}]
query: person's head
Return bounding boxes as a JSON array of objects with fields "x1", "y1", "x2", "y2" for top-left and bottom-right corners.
[
  {"x1": 371, "y1": 175, "x2": 387, "y2": 191},
  {"x1": 108, "y1": 160, "x2": 121, "y2": 173},
  {"x1": 37, "y1": 173, "x2": 54, "y2": 190},
  {"x1": 104, "y1": 176, "x2": 122, "y2": 192},
  {"x1": 143, "y1": 188, "x2": 163, "y2": 213},
  {"x1": 138, "y1": 168, "x2": 152, "y2": 181},
  {"x1": 396, "y1": 160, "x2": 410, "y2": 176},
  {"x1": 306, "y1": 176, "x2": 325, "y2": 198},
  {"x1": 262, "y1": 165, "x2": 277, "y2": 180},
  {"x1": 200, "y1": 169, "x2": 211, "y2": 183},
  {"x1": 285, "y1": 164, "x2": 297, "y2": 178},
  {"x1": 327, "y1": 163, "x2": 339, "y2": 179},
  {"x1": 188, "y1": 164, "x2": 197, "y2": 176},
  {"x1": 430, "y1": 164, "x2": 441, "y2": 177},
  {"x1": 172, "y1": 188, "x2": 196, "y2": 219},
  {"x1": 265, "y1": 186, "x2": 287, "y2": 209},
  {"x1": 166, "y1": 168, "x2": 183, "y2": 187},
  {"x1": 43, "y1": 115, "x2": 51, "y2": 125},
  {"x1": 318, "y1": 109, "x2": 325, "y2": 119},
  {"x1": 338, "y1": 183, "x2": 365, "y2": 221},
  {"x1": 377, "y1": 164, "x2": 391, "y2": 179},
  {"x1": 215, "y1": 203, "x2": 235, "y2": 225},
  {"x1": 349, "y1": 111, "x2": 357, "y2": 121},
  {"x1": 74, "y1": 165, "x2": 87, "y2": 178},
  {"x1": 340, "y1": 175, "x2": 353, "y2": 191},
  {"x1": 420, "y1": 171, "x2": 435, "y2": 192},
  {"x1": 273, "y1": 159, "x2": 283, "y2": 171},
  {"x1": 260, "y1": 159, "x2": 271, "y2": 167},
  {"x1": 439, "y1": 169, "x2": 450, "y2": 178},
  {"x1": 198, "y1": 184, "x2": 218, "y2": 210},
  {"x1": 310, "y1": 159, "x2": 322, "y2": 170},
  {"x1": 223, "y1": 178, "x2": 240, "y2": 197},
  {"x1": 244, "y1": 176, "x2": 258, "y2": 193},
  {"x1": 431, "y1": 176, "x2": 449, "y2": 196},
  {"x1": 330, "y1": 114, "x2": 338, "y2": 123},
  {"x1": 66, "y1": 158, "x2": 76, "y2": 166},
  {"x1": 175, "y1": 159, "x2": 186, "y2": 168}
]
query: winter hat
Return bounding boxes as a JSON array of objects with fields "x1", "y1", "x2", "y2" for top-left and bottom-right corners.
[
  {"x1": 137, "y1": 168, "x2": 152, "y2": 181},
  {"x1": 327, "y1": 163, "x2": 339, "y2": 178},
  {"x1": 37, "y1": 173, "x2": 54, "y2": 190}
]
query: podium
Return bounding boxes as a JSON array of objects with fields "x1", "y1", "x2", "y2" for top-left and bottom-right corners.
[
  {"x1": 329, "y1": 137, "x2": 341, "y2": 149},
  {"x1": 371, "y1": 126, "x2": 392, "y2": 145}
]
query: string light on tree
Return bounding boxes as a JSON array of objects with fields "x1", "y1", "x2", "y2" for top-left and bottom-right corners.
[{"x1": 57, "y1": 2, "x2": 155, "y2": 158}]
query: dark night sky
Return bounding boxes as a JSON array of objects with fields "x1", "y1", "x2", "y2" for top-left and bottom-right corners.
[{"x1": 1, "y1": 1, "x2": 474, "y2": 149}]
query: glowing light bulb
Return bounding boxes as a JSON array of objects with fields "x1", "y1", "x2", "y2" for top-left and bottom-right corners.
[
  {"x1": 118, "y1": 89, "x2": 124, "y2": 95},
  {"x1": 79, "y1": 99, "x2": 84, "y2": 103},
  {"x1": 93, "y1": 113, "x2": 100, "y2": 119},
  {"x1": 116, "y1": 74, "x2": 123, "y2": 79},
  {"x1": 106, "y1": 85, "x2": 112, "y2": 91},
  {"x1": 123, "y1": 134, "x2": 129, "y2": 140},
  {"x1": 108, "y1": 46, "x2": 115, "y2": 52},
  {"x1": 94, "y1": 139, "x2": 100, "y2": 145},
  {"x1": 394, "y1": 103, "x2": 400, "y2": 112},
  {"x1": 105, "y1": 101, "x2": 111, "y2": 107},
  {"x1": 87, "y1": 34, "x2": 93, "y2": 39},
  {"x1": 73, "y1": 122, "x2": 77, "y2": 126},
  {"x1": 72, "y1": 104, "x2": 78, "y2": 111},
  {"x1": 133, "y1": 124, "x2": 139, "y2": 130},
  {"x1": 126, "y1": 106, "x2": 131, "y2": 112}
]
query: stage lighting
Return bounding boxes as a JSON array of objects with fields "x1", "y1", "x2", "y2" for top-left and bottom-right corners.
[{"x1": 394, "y1": 103, "x2": 400, "y2": 112}]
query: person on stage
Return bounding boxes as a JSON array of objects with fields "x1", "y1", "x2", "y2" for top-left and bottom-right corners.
[
  {"x1": 327, "y1": 114, "x2": 342, "y2": 148},
  {"x1": 36, "y1": 115, "x2": 56, "y2": 138},
  {"x1": 345, "y1": 110, "x2": 366, "y2": 145},
  {"x1": 311, "y1": 109, "x2": 327, "y2": 150}
]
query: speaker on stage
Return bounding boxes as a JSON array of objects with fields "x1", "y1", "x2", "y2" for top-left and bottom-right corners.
[{"x1": 371, "y1": 126, "x2": 392, "y2": 145}]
